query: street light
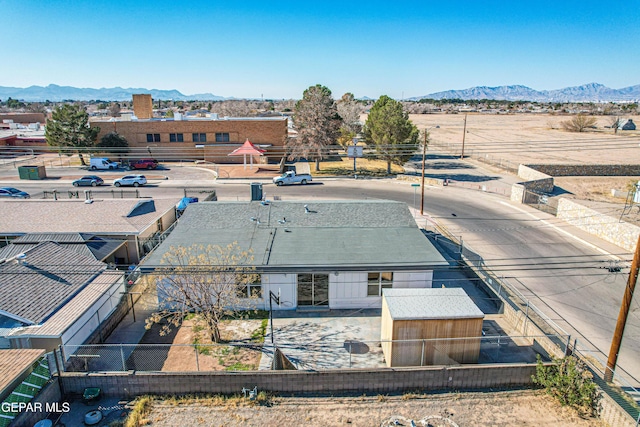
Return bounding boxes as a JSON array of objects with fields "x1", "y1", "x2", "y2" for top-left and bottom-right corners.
[{"x1": 420, "y1": 126, "x2": 439, "y2": 216}]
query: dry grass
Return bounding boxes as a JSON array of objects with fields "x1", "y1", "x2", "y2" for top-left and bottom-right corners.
[{"x1": 313, "y1": 156, "x2": 405, "y2": 176}]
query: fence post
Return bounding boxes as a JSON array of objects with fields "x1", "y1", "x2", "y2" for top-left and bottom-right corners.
[
  {"x1": 523, "y1": 302, "x2": 530, "y2": 336},
  {"x1": 421, "y1": 340, "x2": 425, "y2": 366},
  {"x1": 565, "y1": 335, "x2": 572, "y2": 356},
  {"x1": 120, "y1": 344, "x2": 126, "y2": 371},
  {"x1": 195, "y1": 346, "x2": 200, "y2": 371},
  {"x1": 348, "y1": 342, "x2": 352, "y2": 368}
]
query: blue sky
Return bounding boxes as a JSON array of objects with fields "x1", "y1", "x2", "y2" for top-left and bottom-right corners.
[{"x1": 1, "y1": 0, "x2": 637, "y2": 99}]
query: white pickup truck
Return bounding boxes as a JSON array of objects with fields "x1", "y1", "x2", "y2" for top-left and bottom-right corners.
[{"x1": 273, "y1": 171, "x2": 312, "y2": 186}]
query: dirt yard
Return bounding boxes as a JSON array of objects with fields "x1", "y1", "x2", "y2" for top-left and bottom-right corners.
[
  {"x1": 136, "y1": 317, "x2": 266, "y2": 371},
  {"x1": 144, "y1": 390, "x2": 605, "y2": 427}
]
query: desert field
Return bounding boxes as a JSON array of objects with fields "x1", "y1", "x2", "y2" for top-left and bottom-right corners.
[{"x1": 409, "y1": 113, "x2": 640, "y2": 166}]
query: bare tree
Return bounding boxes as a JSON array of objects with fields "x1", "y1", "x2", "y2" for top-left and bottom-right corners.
[
  {"x1": 146, "y1": 242, "x2": 259, "y2": 343},
  {"x1": 336, "y1": 93, "x2": 363, "y2": 149},
  {"x1": 287, "y1": 84, "x2": 342, "y2": 171},
  {"x1": 561, "y1": 114, "x2": 598, "y2": 132},
  {"x1": 108, "y1": 102, "x2": 121, "y2": 118}
]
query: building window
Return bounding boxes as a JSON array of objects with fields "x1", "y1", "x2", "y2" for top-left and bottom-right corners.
[
  {"x1": 169, "y1": 133, "x2": 184, "y2": 142},
  {"x1": 192, "y1": 133, "x2": 207, "y2": 143},
  {"x1": 146, "y1": 133, "x2": 160, "y2": 143},
  {"x1": 237, "y1": 274, "x2": 262, "y2": 298},
  {"x1": 215, "y1": 132, "x2": 230, "y2": 142},
  {"x1": 367, "y1": 272, "x2": 393, "y2": 296}
]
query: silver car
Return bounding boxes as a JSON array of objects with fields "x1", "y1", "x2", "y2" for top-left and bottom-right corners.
[{"x1": 113, "y1": 175, "x2": 147, "y2": 187}]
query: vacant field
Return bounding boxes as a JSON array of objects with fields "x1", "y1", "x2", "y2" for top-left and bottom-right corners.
[
  {"x1": 409, "y1": 113, "x2": 640, "y2": 166},
  {"x1": 144, "y1": 390, "x2": 605, "y2": 427}
]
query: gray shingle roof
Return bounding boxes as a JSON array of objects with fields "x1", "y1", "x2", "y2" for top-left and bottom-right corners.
[
  {"x1": 0, "y1": 242, "x2": 105, "y2": 324},
  {"x1": 0, "y1": 233, "x2": 126, "y2": 262},
  {"x1": 0, "y1": 198, "x2": 178, "y2": 234},
  {"x1": 142, "y1": 200, "x2": 448, "y2": 270}
]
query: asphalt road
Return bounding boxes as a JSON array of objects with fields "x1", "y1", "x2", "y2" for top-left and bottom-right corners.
[{"x1": 1, "y1": 158, "x2": 638, "y2": 389}]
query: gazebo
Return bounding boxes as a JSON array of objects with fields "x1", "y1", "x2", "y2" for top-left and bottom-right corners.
[{"x1": 228, "y1": 139, "x2": 265, "y2": 169}]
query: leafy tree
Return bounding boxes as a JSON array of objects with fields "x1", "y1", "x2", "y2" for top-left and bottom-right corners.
[
  {"x1": 287, "y1": 84, "x2": 342, "y2": 171},
  {"x1": 146, "y1": 242, "x2": 259, "y2": 343},
  {"x1": 336, "y1": 92, "x2": 363, "y2": 149},
  {"x1": 561, "y1": 114, "x2": 598, "y2": 132},
  {"x1": 45, "y1": 103, "x2": 99, "y2": 165},
  {"x1": 165, "y1": 110, "x2": 175, "y2": 118},
  {"x1": 532, "y1": 355, "x2": 600, "y2": 417},
  {"x1": 363, "y1": 95, "x2": 419, "y2": 174},
  {"x1": 97, "y1": 132, "x2": 129, "y2": 155}
]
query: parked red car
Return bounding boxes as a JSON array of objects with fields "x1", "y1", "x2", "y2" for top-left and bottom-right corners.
[{"x1": 129, "y1": 159, "x2": 158, "y2": 170}]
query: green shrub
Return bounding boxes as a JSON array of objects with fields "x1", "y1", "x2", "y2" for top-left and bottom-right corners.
[{"x1": 532, "y1": 355, "x2": 600, "y2": 417}]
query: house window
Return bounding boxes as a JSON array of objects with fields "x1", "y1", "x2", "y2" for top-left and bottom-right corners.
[
  {"x1": 367, "y1": 272, "x2": 393, "y2": 296},
  {"x1": 192, "y1": 133, "x2": 207, "y2": 143},
  {"x1": 146, "y1": 133, "x2": 160, "y2": 143},
  {"x1": 215, "y1": 132, "x2": 230, "y2": 142},
  {"x1": 169, "y1": 133, "x2": 184, "y2": 142},
  {"x1": 237, "y1": 274, "x2": 262, "y2": 298}
]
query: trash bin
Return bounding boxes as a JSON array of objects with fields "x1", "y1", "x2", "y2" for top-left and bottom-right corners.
[
  {"x1": 251, "y1": 182, "x2": 263, "y2": 201},
  {"x1": 17, "y1": 165, "x2": 46, "y2": 180}
]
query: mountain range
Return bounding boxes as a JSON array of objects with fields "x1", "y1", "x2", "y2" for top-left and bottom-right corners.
[
  {"x1": 0, "y1": 83, "x2": 639, "y2": 103},
  {"x1": 0, "y1": 84, "x2": 225, "y2": 102},
  {"x1": 416, "y1": 83, "x2": 640, "y2": 102}
]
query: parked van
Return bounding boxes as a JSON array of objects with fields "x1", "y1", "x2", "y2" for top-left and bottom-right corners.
[{"x1": 90, "y1": 157, "x2": 119, "y2": 170}]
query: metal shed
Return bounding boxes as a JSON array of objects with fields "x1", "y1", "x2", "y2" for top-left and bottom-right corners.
[{"x1": 381, "y1": 288, "x2": 484, "y2": 367}]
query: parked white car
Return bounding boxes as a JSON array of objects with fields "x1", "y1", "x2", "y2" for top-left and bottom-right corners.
[{"x1": 113, "y1": 174, "x2": 147, "y2": 187}]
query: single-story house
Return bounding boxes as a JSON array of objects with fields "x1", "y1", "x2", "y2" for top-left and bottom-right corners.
[
  {"x1": 141, "y1": 200, "x2": 450, "y2": 310},
  {"x1": 0, "y1": 242, "x2": 125, "y2": 356},
  {"x1": 0, "y1": 198, "x2": 179, "y2": 264}
]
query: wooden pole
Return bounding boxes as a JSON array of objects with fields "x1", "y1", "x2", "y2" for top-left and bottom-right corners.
[
  {"x1": 420, "y1": 130, "x2": 428, "y2": 216},
  {"x1": 605, "y1": 235, "x2": 640, "y2": 382},
  {"x1": 461, "y1": 114, "x2": 467, "y2": 159}
]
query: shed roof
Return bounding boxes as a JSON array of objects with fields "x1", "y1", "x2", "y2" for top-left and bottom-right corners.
[
  {"x1": 0, "y1": 242, "x2": 105, "y2": 324},
  {"x1": 0, "y1": 198, "x2": 178, "y2": 235},
  {"x1": 383, "y1": 288, "x2": 484, "y2": 320},
  {"x1": 142, "y1": 200, "x2": 448, "y2": 270}
]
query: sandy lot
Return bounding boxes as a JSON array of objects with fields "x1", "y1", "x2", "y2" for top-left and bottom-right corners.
[
  {"x1": 411, "y1": 113, "x2": 640, "y2": 166},
  {"x1": 145, "y1": 390, "x2": 605, "y2": 427}
]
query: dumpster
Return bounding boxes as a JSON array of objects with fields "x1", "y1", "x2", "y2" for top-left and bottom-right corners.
[
  {"x1": 18, "y1": 165, "x2": 46, "y2": 180},
  {"x1": 251, "y1": 182, "x2": 263, "y2": 201}
]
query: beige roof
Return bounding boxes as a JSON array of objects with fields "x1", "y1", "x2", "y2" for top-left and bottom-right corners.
[
  {"x1": 0, "y1": 198, "x2": 178, "y2": 235},
  {"x1": 9, "y1": 271, "x2": 124, "y2": 338},
  {"x1": 0, "y1": 349, "x2": 45, "y2": 393}
]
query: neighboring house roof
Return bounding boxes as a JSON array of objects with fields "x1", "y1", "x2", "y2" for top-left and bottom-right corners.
[
  {"x1": 0, "y1": 198, "x2": 178, "y2": 235},
  {"x1": 0, "y1": 349, "x2": 45, "y2": 395},
  {"x1": 142, "y1": 200, "x2": 449, "y2": 271},
  {"x1": 0, "y1": 233, "x2": 126, "y2": 262},
  {"x1": 9, "y1": 271, "x2": 123, "y2": 339},
  {"x1": 383, "y1": 288, "x2": 484, "y2": 320},
  {"x1": 0, "y1": 242, "x2": 105, "y2": 325}
]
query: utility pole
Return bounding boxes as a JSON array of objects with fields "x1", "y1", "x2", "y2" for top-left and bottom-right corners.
[
  {"x1": 420, "y1": 130, "x2": 428, "y2": 215},
  {"x1": 460, "y1": 114, "x2": 467, "y2": 159},
  {"x1": 605, "y1": 235, "x2": 640, "y2": 382}
]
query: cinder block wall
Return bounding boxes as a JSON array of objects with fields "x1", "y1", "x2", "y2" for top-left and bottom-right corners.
[
  {"x1": 60, "y1": 364, "x2": 536, "y2": 397},
  {"x1": 12, "y1": 379, "x2": 62, "y2": 427}
]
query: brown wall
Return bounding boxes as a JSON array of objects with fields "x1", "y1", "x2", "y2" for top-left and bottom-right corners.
[
  {"x1": 0, "y1": 113, "x2": 46, "y2": 124},
  {"x1": 132, "y1": 94, "x2": 153, "y2": 119},
  {"x1": 91, "y1": 118, "x2": 287, "y2": 163}
]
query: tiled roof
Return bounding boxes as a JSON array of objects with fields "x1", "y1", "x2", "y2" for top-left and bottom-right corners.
[
  {"x1": 0, "y1": 242, "x2": 105, "y2": 324},
  {"x1": 0, "y1": 198, "x2": 178, "y2": 234}
]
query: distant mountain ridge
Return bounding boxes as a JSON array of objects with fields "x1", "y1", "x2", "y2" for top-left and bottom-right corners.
[
  {"x1": 2, "y1": 83, "x2": 639, "y2": 103},
  {"x1": 0, "y1": 84, "x2": 226, "y2": 102},
  {"x1": 416, "y1": 83, "x2": 640, "y2": 102}
]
